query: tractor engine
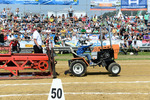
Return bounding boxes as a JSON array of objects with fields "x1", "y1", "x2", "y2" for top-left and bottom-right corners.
[{"x1": 91, "y1": 49, "x2": 114, "y2": 65}]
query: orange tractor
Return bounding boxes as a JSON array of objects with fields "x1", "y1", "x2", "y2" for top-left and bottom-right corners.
[{"x1": 66, "y1": 26, "x2": 121, "y2": 77}]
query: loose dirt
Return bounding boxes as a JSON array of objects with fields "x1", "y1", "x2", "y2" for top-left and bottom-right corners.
[{"x1": 0, "y1": 60, "x2": 150, "y2": 100}]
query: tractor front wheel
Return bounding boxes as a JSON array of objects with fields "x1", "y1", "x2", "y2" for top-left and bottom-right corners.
[
  {"x1": 108, "y1": 62, "x2": 121, "y2": 76},
  {"x1": 70, "y1": 60, "x2": 87, "y2": 77}
]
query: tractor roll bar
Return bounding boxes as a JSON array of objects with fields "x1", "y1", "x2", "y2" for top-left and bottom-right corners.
[
  {"x1": 108, "y1": 25, "x2": 112, "y2": 49},
  {"x1": 100, "y1": 27, "x2": 103, "y2": 50}
]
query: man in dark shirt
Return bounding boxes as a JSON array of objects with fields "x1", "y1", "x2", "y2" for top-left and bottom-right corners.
[
  {"x1": 54, "y1": 33, "x2": 63, "y2": 46},
  {"x1": 0, "y1": 32, "x2": 4, "y2": 46},
  {"x1": 124, "y1": 32, "x2": 129, "y2": 40},
  {"x1": 120, "y1": 27, "x2": 125, "y2": 36},
  {"x1": 120, "y1": 40, "x2": 128, "y2": 55}
]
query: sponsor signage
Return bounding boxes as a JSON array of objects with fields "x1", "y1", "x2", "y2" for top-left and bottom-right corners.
[
  {"x1": 0, "y1": 0, "x2": 79, "y2": 5},
  {"x1": 121, "y1": 0, "x2": 147, "y2": 11},
  {"x1": 90, "y1": 0, "x2": 120, "y2": 10}
]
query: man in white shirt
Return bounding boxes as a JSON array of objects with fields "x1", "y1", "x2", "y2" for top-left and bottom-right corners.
[
  {"x1": 33, "y1": 24, "x2": 43, "y2": 53},
  {"x1": 8, "y1": 33, "x2": 14, "y2": 42},
  {"x1": 86, "y1": 27, "x2": 92, "y2": 34},
  {"x1": 19, "y1": 28, "x2": 25, "y2": 34},
  {"x1": 73, "y1": 27, "x2": 78, "y2": 33},
  {"x1": 45, "y1": 27, "x2": 51, "y2": 34},
  {"x1": 72, "y1": 32, "x2": 77, "y2": 41},
  {"x1": 68, "y1": 6, "x2": 74, "y2": 18},
  {"x1": 112, "y1": 33, "x2": 119, "y2": 40},
  {"x1": 132, "y1": 41, "x2": 139, "y2": 55}
]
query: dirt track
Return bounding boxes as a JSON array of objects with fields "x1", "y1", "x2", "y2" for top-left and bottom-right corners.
[{"x1": 0, "y1": 60, "x2": 150, "y2": 100}]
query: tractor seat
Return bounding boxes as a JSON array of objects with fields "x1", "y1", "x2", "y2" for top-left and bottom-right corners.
[{"x1": 70, "y1": 47, "x2": 85, "y2": 58}]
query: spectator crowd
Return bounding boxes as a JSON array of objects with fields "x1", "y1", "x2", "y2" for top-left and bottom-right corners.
[{"x1": 0, "y1": 7, "x2": 150, "y2": 49}]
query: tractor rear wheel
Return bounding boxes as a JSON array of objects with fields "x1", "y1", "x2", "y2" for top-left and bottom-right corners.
[
  {"x1": 105, "y1": 61, "x2": 115, "y2": 71},
  {"x1": 70, "y1": 60, "x2": 87, "y2": 77},
  {"x1": 108, "y1": 62, "x2": 121, "y2": 76}
]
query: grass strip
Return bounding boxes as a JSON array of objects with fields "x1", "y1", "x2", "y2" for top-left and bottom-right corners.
[
  {"x1": 55, "y1": 52, "x2": 150, "y2": 61},
  {"x1": 56, "y1": 58, "x2": 150, "y2": 61},
  {"x1": 57, "y1": 52, "x2": 150, "y2": 56}
]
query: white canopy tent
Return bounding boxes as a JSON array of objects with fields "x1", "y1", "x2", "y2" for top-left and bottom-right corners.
[{"x1": 116, "y1": 9, "x2": 124, "y2": 19}]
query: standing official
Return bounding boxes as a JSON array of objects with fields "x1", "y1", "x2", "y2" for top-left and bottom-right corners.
[
  {"x1": 33, "y1": 24, "x2": 43, "y2": 53},
  {"x1": 68, "y1": 6, "x2": 74, "y2": 18}
]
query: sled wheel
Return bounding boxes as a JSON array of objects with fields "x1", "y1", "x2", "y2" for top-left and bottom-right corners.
[
  {"x1": 70, "y1": 60, "x2": 87, "y2": 77},
  {"x1": 38, "y1": 61, "x2": 49, "y2": 71},
  {"x1": 108, "y1": 62, "x2": 121, "y2": 76}
]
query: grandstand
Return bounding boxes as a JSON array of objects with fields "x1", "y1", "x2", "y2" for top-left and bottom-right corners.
[{"x1": 0, "y1": 7, "x2": 150, "y2": 53}]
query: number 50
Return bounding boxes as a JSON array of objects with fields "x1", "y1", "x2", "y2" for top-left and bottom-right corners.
[{"x1": 51, "y1": 88, "x2": 62, "y2": 99}]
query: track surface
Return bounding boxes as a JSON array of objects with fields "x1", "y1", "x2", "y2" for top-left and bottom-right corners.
[{"x1": 0, "y1": 60, "x2": 150, "y2": 100}]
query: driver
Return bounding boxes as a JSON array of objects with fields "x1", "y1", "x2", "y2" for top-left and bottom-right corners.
[{"x1": 76, "y1": 43, "x2": 95, "y2": 65}]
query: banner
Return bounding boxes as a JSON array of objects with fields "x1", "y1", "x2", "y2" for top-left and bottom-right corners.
[
  {"x1": 121, "y1": 0, "x2": 147, "y2": 11},
  {"x1": 65, "y1": 40, "x2": 149, "y2": 48},
  {"x1": 20, "y1": 41, "x2": 46, "y2": 48},
  {"x1": 0, "y1": 0, "x2": 79, "y2": 5},
  {"x1": 90, "y1": 0, "x2": 120, "y2": 10},
  {"x1": 20, "y1": 41, "x2": 34, "y2": 48},
  {"x1": 20, "y1": 40, "x2": 149, "y2": 48},
  {"x1": 148, "y1": 0, "x2": 150, "y2": 13},
  {"x1": 19, "y1": 34, "x2": 149, "y2": 48},
  {"x1": 142, "y1": 40, "x2": 150, "y2": 47}
]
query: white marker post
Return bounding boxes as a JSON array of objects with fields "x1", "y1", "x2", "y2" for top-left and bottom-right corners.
[{"x1": 48, "y1": 79, "x2": 65, "y2": 100}]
